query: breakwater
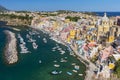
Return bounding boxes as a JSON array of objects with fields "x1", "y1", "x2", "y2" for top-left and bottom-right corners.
[{"x1": 4, "y1": 30, "x2": 18, "y2": 64}]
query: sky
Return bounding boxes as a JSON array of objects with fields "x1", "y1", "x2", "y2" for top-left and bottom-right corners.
[{"x1": 0, "y1": 0, "x2": 120, "y2": 11}]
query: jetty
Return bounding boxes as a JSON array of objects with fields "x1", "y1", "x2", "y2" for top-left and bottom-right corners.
[{"x1": 4, "y1": 30, "x2": 18, "y2": 64}]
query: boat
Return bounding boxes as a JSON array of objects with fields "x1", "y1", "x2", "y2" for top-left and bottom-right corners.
[
  {"x1": 71, "y1": 63, "x2": 76, "y2": 66},
  {"x1": 39, "y1": 60, "x2": 42, "y2": 63},
  {"x1": 60, "y1": 50, "x2": 65, "y2": 54},
  {"x1": 28, "y1": 37, "x2": 36, "y2": 43},
  {"x1": 53, "y1": 60, "x2": 57, "y2": 62},
  {"x1": 51, "y1": 71, "x2": 59, "y2": 75},
  {"x1": 32, "y1": 42, "x2": 38, "y2": 49},
  {"x1": 51, "y1": 70, "x2": 62, "y2": 75},
  {"x1": 74, "y1": 65, "x2": 80, "y2": 70},
  {"x1": 17, "y1": 34, "x2": 21, "y2": 38},
  {"x1": 20, "y1": 44, "x2": 30, "y2": 54},
  {"x1": 78, "y1": 74, "x2": 83, "y2": 76},
  {"x1": 60, "y1": 58, "x2": 67, "y2": 62},
  {"x1": 54, "y1": 64, "x2": 60, "y2": 67},
  {"x1": 52, "y1": 49, "x2": 56, "y2": 52},
  {"x1": 43, "y1": 38, "x2": 47, "y2": 43},
  {"x1": 13, "y1": 28, "x2": 20, "y2": 31},
  {"x1": 26, "y1": 34, "x2": 30, "y2": 38},
  {"x1": 65, "y1": 57, "x2": 67, "y2": 59},
  {"x1": 52, "y1": 47, "x2": 57, "y2": 50},
  {"x1": 72, "y1": 70, "x2": 77, "y2": 73},
  {"x1": 38, "y1": 36, "x2": 40, "y2": 38},
  {"x1": 67, "y1": 72, "x2": 72, "y2": 75}
]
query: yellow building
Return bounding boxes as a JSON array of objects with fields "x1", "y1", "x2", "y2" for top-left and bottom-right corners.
[
  {"x1": 97, "y1": 13, "x2": 114, "y2": 41},
  {"x1": 108, "y1": 36, "x2": 114, "y2": 43},
  {"x1": 70, "y1": 30, "x2": 76, "y2": 39},
  {"x1": 67, "y1": 36, "x2": 71, "y2": 43},
  {"x1": 65, "y1": 19, "x2": 70, "y2": 23}
]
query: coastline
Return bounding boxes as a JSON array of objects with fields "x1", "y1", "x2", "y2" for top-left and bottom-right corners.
[
  {"x1": 4, "y1": 30, "x2": 18, "y2": 64},
  {"x1": 31, "y1": 27, "x2": 93, "y2": 80}
]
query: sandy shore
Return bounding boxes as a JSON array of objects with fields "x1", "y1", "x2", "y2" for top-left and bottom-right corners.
[{"x1": 4, "y1": 30, "x2": 18, "y2": 64}]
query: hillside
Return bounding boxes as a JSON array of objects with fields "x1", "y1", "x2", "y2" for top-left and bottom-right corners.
[{"x1": 0, "y1": 5, "x2": 8, "y2": 12}]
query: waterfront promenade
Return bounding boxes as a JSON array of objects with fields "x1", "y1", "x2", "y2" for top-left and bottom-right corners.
[{"x1": 70, "y1": 45, "x2": 97, "y2": 80}]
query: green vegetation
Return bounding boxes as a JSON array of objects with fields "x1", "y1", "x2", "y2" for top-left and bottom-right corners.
[
  {"x1": 65, "y1": 16, "x2": 80, "y2": 22},
  {"x1": 114, "y1": 60, "x2": 120, "y2": 78},
  {"x1": 0, "y1": 14, "x2": 33, "y2": 20}
]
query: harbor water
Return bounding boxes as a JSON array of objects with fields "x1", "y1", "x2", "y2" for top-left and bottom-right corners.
[{"x1": 0, "y1": 26, "x2": 86, "y2": 80}]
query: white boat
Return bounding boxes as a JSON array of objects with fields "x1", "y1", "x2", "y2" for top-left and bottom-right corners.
[
  {"x1": 52, "y1": 47, "x2": 57, "y2": 50},
  {"x1": 32, "y1": 42, "x2": 38, "y2": 49},
  {"x1": 60, "y1": 58, "x2": 67, "y2": 62},
  {"x1": 26, "y1": 34, "x2": 30, "y2": 38},
  {"x1": 71, "y1": 63, "x2": 76, "y2": 66},
  {"x1": 78, "y1": 74, "x2": 83, "y2": 76},
  {"x1": 74, "y1": 65, "x2": 80, "y2": 70},
  {"x1": 28, "y1": 38, "x2": 36, "y2": 43},
  {"x1": 65, "y1": 57, "x2": 67, "y2": 59},
  {"x1": 43, "y1": 38, "x2": 47, "y2": 43},
  {"x1": 54, "y1": 64, "x2": 60, "y2": 67},
  {"x1": 20, "y1": 44, "x2": 30, "y2": 54},
  {"x1": 52, "y1": 49, "x2": 56, "y2": 52},
  {"x1": 39, "y1": 60, "x2": 42, "y2": 63},
  {"x1": 51, "y1": 70, "x2": 62, "y2": 75},
  {"x1": 53, "y1": 60, "x2": 57, "y2": 62},
  {"x1": 72, "y1": 70, "x2": 77, "y2": 73},
  {"x1": 18, "y1": 34, "x2": 21, "y2": 38},
  {"x1": 60, "y1": 50, "x2": 65, "y2": 55},
  {"x1": 67, "y1": 72, "x2": 72, "y2": 75},
  {"x1": 51, "y1": 71, "x2": 59, "y2": 75},
  {"x1": 38, "y1": 36, "x2": 40, "y2": 38}
]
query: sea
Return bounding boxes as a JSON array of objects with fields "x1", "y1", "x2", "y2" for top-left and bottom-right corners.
[
  {"x1": 0, "y1": 26, "x2": 86, "y2": 80},
  {"x1": 95, "y1": 12, "x2": 120, "y2": 17}
]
